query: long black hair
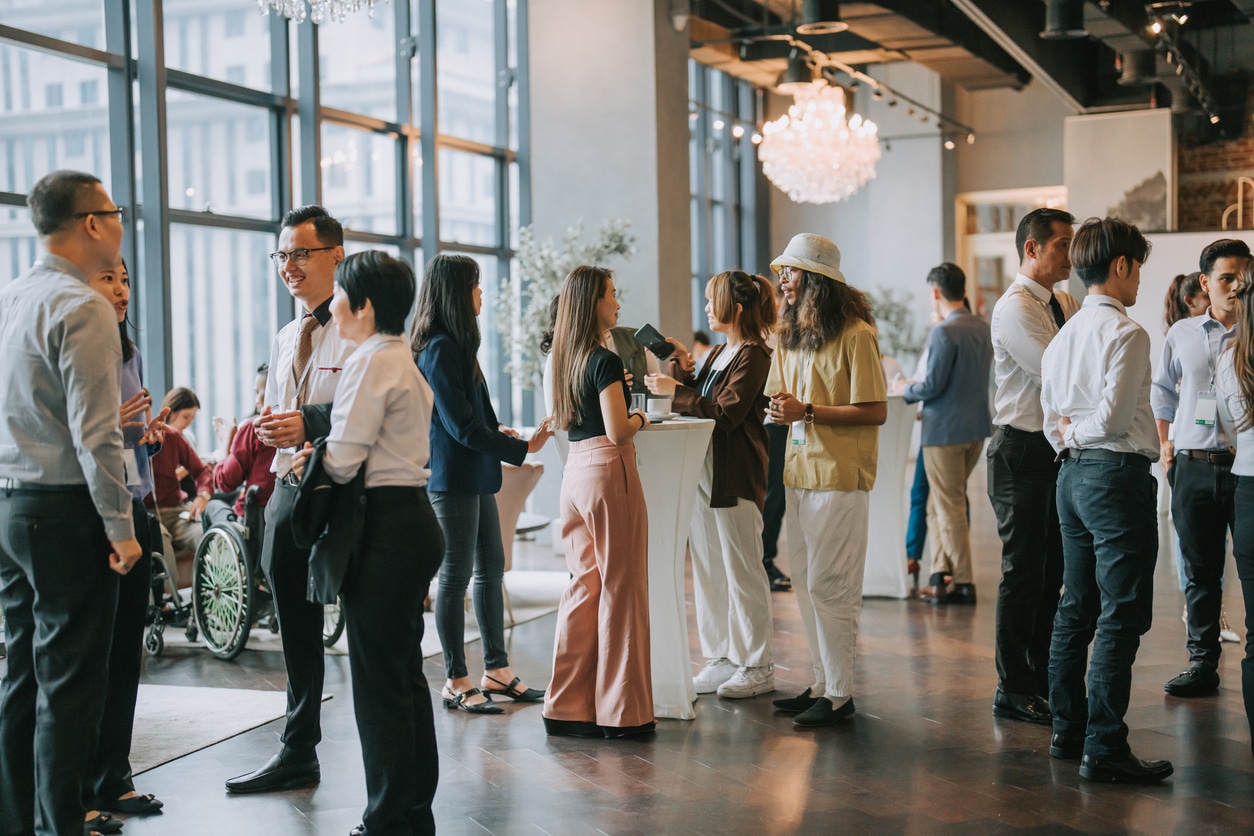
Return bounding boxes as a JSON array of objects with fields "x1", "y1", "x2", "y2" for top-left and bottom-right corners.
[
  {"x1": 118, "y1": 259, "x2": 134, "y2": 362},
  {"x1": 410, "y1": 253, "x2": 482, "y2": 379}
]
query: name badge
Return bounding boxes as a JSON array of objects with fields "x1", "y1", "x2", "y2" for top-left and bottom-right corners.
[
  {"x1": 1195, "y1": 392, "x2": 1217, "y2": 427},
  {"x1": 791, "y1": 420, "x2": 807, "y2": 446},
  {"x1": 122, "y1": 447, "x2": 142, "y2": 487}
]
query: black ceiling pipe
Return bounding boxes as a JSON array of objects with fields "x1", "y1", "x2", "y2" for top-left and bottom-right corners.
[{"x1": 1040, "y1": 0, "x2": 1088, "y2": 40}]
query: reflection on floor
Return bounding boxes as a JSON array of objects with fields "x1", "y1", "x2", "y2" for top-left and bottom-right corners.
[{"x1": 5, "y1": 461, "x2": 1253, "y2": 834}]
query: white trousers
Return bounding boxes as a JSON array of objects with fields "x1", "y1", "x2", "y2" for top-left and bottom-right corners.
[
  {"x1": 784, "y1": 487, "x2": 869, "y2": 699},
  {"x1": 688, "y1": 449, "x2": 773, "y2": 667}
]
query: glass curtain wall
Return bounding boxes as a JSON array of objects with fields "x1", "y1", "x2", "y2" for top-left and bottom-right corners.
[{"x1": 0, "y1": 0, "x2": 528, "y2": 449}]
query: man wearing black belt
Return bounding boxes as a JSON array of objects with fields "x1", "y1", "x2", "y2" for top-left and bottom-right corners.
[
  {"x1": 986, "y1": 208, "x2": 1077, "y2": 724},
  {"x1": 1152, "y1": 238, "x2": 1251, "y2": 698},
  {"x1": 1040, "y1": 216, "x2": 1170, "y2": 784},
  {"x1": 0, "y1": 170, "x2": 144, "y2": 836},
  {"x1": 226, "y1": 206, "x2": 355, "y2": 793}
]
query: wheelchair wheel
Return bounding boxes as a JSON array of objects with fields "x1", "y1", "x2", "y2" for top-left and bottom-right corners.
[
  {"x1": 322, "y1": 597, "x2": 345, "y2": 648},
  {"x1": 144, "y1": 626, "x2": 164, "y2": 656},
  {"x1": 192, "y1": 524, "x2": 253, "y2": 660}
]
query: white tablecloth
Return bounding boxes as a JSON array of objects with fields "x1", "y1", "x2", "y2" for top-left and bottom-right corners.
[{"x1": 863, "y1": 396, "x2": 914, "y2": 599}]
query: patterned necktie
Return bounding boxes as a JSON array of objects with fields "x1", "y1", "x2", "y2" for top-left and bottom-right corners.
[
  {"x1": 292, "y1": 314, "x2": 318, "y2": 407},
  {"x1": 1048, "y1": 293, "x2": 1066, "y2": 329}
]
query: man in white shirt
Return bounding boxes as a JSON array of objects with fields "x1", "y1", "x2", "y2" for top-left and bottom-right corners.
[
  {"x1": 987, "y1": 208, "x2": 1078, "y2": 725},
  {"x1": 226, "y1": 206, "x2": 357, "y2": 794},
  {"x1": 1040, "y1": 217, "x2": 1171, "y2": 785},
  {"x1": 1153, "y1": 239, "x2": 1251, "y2": 698}
]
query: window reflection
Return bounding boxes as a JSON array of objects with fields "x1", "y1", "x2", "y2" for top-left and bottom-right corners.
[
  {"x1": 164, "y1": 0, "x2": 273, "y2": 91},
  {"x1": 439, "y1": 147, "x2": 497, "y2": 246},
  {"x1": 0, "y1": 0, "x2": 104, "y2": 48},
  {"x1": 322, "y1": 124, "x2": 398, "y2": 235},
  {"x1": 167, "y1": 92, "x2": 272, "y2": 217},
  {"x1": 319, "y1": 7, "x2": 397, "y2": 119},
  {"x1": 437, "y1": 0, "x2": 496, "y2": 145}
]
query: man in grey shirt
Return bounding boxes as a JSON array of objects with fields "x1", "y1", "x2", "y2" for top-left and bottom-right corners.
[{"x1": 0, "y1": 170, "x2": 143, "y2": 836}]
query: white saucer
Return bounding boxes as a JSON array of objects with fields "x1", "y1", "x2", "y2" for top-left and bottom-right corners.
[{"x1": 646, "y1": 412, "x2": 677, "y2": 421}]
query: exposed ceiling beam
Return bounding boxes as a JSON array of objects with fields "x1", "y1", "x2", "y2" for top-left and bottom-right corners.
[{"x1": 869, "y1": 0, "x2": 1031, "y2": 87}]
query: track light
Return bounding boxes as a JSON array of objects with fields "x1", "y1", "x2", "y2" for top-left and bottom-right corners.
[
  {"x1": 775, "y1": 49, "x2": 813, "y2": 96},
  {"x1": 1210, "y1": 113, "x2": 1220, "y2": 124},
  {"x1": 944, "y1": 139, "x2": 955, "y2": 150}
]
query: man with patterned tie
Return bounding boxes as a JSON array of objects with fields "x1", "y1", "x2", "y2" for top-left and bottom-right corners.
[
  {"x1": 987, "y1": 208, "x2": 1079, "y2": 725},
  {"x1": 226, "y1": 206, "x2": 356, "y2": 793}
]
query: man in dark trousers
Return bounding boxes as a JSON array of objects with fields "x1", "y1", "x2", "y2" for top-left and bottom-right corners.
[
  {"x1": 0, "y1": 170, "x2": 143, "y2": 836},
  {"x1": 225, "y1": 206, "x2": 355, "y2": 793}
]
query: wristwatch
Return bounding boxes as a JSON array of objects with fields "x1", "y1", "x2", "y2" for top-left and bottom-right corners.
[{"x1": 803, "y1": 403, "x2": 814, "y2": 424}]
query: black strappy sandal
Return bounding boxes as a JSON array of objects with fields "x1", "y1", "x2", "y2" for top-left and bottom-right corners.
[
  {"x1": 441, "y1": 686, "x2": 504, "y2": 714},
  {"x1": 481, "y1": 674, "x2": 545, "y2": 703}
]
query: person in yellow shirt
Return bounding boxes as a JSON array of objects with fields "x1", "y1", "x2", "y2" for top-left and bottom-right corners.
[{"x1": 764, "y1": 233, "x2": 887, "y2": 727}]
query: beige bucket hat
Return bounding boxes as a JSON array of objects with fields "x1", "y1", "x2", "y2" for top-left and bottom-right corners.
[{"x1": 770, "y1": 233, "x2": 846, "y2": 284}]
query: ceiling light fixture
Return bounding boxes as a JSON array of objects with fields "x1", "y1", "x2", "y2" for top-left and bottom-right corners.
[
  {"x1": 775, "y1": 48, "x2": 814, "y2": 96},
  {"x1": 1040, "y1": 0, "x2": 1088, "y2": 40},
  {"x1": 795, "y1": 0, "x2": 849, "y2": 36},
  {"x1": 257, "y1": 0, "x2": 385, "y2": 24},
  {"x1": 758, "y1": 80, "x2": 880, "y2": 204}
]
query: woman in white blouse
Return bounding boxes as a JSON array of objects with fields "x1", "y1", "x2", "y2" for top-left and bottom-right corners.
[
  {"x1": 296, "y1": 250, "x2": 443, "y2": 836},
  {"x1": 1215, "y1": 259, "x2": 1254, "y2": 760}
]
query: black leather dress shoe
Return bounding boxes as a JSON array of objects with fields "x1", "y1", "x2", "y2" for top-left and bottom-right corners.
[
  {"x1": 601, "y1": 721, "x2": 656, "y2": 738},
  {"x1": 1050, "y1": 733, "x2": 1084, "y2": 760},
  {"x1": 1163, "y1": 667, "x2": 1219, "y2": 697},
  {"x1": 543, "y1": 717, "x2": 601, "y2": 738},
  {"x1": 793, "y1": 696, "x2": 855, "y2": 727},
  {"x1": 772, "y1": 688, "x2": 819, "y2": 714},
  {"x1": 225, "y1": 752, "x2": 320, "y2": 793},
  {"x1": 1079, "y1": 753, "x2": 1173, "y2": 784},
  {"x1": 992, "y1": 689, "x2": 1052, "y2": 725}
]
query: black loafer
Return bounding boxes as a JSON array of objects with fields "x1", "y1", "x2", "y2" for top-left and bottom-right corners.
[
  {"x1": 1079, "y1": 753, "x2": 1173, "y2": 784},
  {"x1": 948, "y1": 583, "x2": 977, "y2": 605},
  {"x1": 793, "y1": 696, "x2": 855, "y2": 727},
  {"x1": 1050, "y1": 733, "x2": 1084, "y2": 760},
  {"x1": 83, "y1": 813, "x2": 123, "y2": 835},
  {"x1": 772, "y1": 687, "x2": 819, "y2": 714},
  {"x1": 1163, "y1": 667, "x2": 1219, "y2": 697},
  {"x1": 601, "y1": 721, "x2": 656, "y2": 738},
  {"x1": 992, "y1": 688, "x2": 1052, "y2": 725},
  {"x1": 543, "y1": 717, "x2": 602, "y2": 738},
  {"x1": 225, "y1": 752, "x2": 320, "y2": 793}
]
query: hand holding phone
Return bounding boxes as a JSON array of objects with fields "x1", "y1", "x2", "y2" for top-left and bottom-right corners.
[{"x1": 634, "y1": 323, "x2": 676, "y2": 359}]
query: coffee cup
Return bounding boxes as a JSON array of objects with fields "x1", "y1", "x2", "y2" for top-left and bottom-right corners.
[{"x1": 646, "y1": 397, "x2": 672, "y2": 416}]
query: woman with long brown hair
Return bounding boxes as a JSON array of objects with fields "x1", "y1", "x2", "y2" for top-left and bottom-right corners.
[
  {"x1": 645, "y1": 271, "x2": 778, "y2": 699},
  {"x1": 1216, "y1": 257, "x2": 1254, "y2": 757},
  {"x1": 544, "y1": 265, "x2": 654, "y2": 738}
]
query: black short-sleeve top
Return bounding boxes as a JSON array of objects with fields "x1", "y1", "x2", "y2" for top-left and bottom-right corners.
[{"x1": 568, "y1": 347, "x2": 629, "y2": 442}]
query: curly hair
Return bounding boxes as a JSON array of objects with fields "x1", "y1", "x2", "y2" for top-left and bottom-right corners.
[{"x1": 777, "y1": 269, "x2": 874, "y2": 351}]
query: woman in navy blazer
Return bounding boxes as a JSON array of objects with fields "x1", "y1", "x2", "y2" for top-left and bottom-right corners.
[{"x1": 412, "y1": 254, "x2": 553, "y2": 714}]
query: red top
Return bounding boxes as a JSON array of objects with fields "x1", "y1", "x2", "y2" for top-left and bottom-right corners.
[
  {"x1": 213, "y1": 418, "x2": 277, "y2": 514},
  {"x1": 146, "y1": 428, "x2": 211, "y2": 510}
]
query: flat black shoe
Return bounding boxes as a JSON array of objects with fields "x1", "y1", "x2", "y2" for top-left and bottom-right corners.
[
  {"x1": 482, "y1": 674, "x2": 545, "y2": 703},
  {"x1": 442, "y1": 687, "x2": 505, "y2": 714},
  {"x1": 949, "y1": 583, "x2": 977, "y2": 605},
  {"x1": 83, "y1": 813, "x2": 123, "y2": 835},
  {"x1": 1079, "y1": 753, "x2": 1173, "y2": 784},
  {"x1": 601, "y1": 721, "x2": 656, "y2": 738},
  {"x1": 794, "y1": 696, "x2": 855, "y2": 727},
  {"x1": 543, "y1": 717, "x2": 602, "y2": 738},
  {"x1": 1163, "y1": 667, "x2": 1219, "y2": 697},
  {"x1": 1050, "y1": 733, "x2": 1084, "y2": 760},
  {"x1": 99, "y1": 793, "x2": 163, "y2": 815},
  {"x1": 225, "y1": 751, "x2": 320, "y2": 793},
  {"x1": 772, "y1": 687, "x2": 819, "y2": 714},
  {"x1": 992, "y1": 688, "x2": 1052, "y2": 725}
]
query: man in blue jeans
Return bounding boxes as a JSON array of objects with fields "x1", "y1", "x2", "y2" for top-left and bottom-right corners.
[{"x1": 1040, "y1": 217, "x2": 1171, "y2": 784}]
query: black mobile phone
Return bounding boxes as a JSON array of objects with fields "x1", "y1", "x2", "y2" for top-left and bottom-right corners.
[{"x1": 634, "y1": 323, "x2": 675, "y2": 359}]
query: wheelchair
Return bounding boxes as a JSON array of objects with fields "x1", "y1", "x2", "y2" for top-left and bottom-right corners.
[{"x1": 190, "y1": 485, "x2": 344, "y2": 660}]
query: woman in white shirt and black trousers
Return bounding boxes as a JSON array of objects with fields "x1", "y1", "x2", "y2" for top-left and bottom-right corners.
[{"x1": 296, "y1": 250, "x2": 443, "y2": 836}]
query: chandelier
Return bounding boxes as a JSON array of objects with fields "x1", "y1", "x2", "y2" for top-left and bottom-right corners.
[
  {"x1": 758, "y1": 80, "x2": 880, "y2": 204},
  {"x1": 257, "y1": 0, "x2": 386, "y2": 24}
]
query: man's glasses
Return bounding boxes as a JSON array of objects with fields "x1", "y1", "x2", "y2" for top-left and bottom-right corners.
[
  {"x1": 73, "y1": 207, "x2": 125, "y2": 220},
  {"x1": 268, "y1": 246, "x2": 336, "y2": 269}
]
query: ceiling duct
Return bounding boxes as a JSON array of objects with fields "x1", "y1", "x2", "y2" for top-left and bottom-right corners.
[
  {"x1": 795, "y1": 0, "x2": 848, "y2": 35},
  {"x1": 1040, "y1": 0, "x2": 1089, "y2": 40},
  {"x1": 1118, "y1": 48, "x2": 1158, "y2": 85}
]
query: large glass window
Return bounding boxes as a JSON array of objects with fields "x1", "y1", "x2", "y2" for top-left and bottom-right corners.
[
  {"x1": 167, "y1": 93, "x2": 272, "y2": 217},
  {"x1": 163, "y1": 0, "x2": 273, "y2": 90},
  {"x1": 439, "y1": 147, "x2": 497, "y2": 246},
  {"x1": 318, "y1": 8, "x2": 397, "y2": 119},
  {"x1": 321, "y1": 123, "x2": 398, "y2": 234},
  {"x1": 436, "y1": 0, "x2": 496, "y2": 145},
  {"x1": 0, "y1": 0, "x2": 105, "y2": 49}
]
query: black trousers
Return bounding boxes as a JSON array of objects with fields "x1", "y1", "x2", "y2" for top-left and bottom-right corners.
[
  {"x1": 761, "y1": 421, "x2": 788, "y2": 563},
  {"x1": 1233, "y1": 475, "x2": 1254, "y2": 757},
  {"x1": 0, "y1": 487, "x2": 119, "y2": 836},
  {"x1": 85, "y1": 498, "x2": 157, "y2": 805},
  {"x1": 342, "y1": 486, "x2": 444, "y2": 836},
  {"x1": 1170, "y1": 454, "x2": 1237, "y2": 670},
  {"x1": 988, "y1": 426, "x2": 1064, "y2": 697},
  {"x1": 262, "y1": 480, "x2": 326, "y2": 755}
]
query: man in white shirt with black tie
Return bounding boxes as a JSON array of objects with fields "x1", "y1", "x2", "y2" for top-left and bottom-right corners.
[
  {"x1": 1040, "y1": 216, "x2": 1171, "y2": 785},
  {"x1": 987, "y1": 208, "x2": 1078, "y2": 726},
  {"x1": 226, "y1": 206, "x2": 357, "y2": 793}
]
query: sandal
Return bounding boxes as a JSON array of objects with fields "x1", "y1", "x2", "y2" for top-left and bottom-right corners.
[
  {"x1": 84, "y1": 813, "x2": 123, "y2": 835},
  {"x1": 101, "y1": 793, "x2": 164, "y2": 815},
  {"x1": 482, "y1": 674, "x2": 545, "y2": 703},
  {"x1": 441, "y1": 687, "x2": 504, "y2": 714}
]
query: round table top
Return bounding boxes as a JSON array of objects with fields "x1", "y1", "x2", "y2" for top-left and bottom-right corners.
[{"x1": 638, "y1": 416, "x2": 715, "y2": 432}]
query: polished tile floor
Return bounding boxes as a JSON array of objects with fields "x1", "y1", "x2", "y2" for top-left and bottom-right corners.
[{"x1": 5, "y1": 463, "x2": 1253, "y2": 835}]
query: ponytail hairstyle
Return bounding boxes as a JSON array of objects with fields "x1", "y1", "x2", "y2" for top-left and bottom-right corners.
[
  {"x1": 1230, "y1": 260, "x2": 1254, "y2": 431},
  {"x1": 551, "y1": 266, "x2": 612, "y2": 431},
  {"x1": 1163, "y1": 271, "x2": 1205, "y2": 333},
  {"x1": 705, "y1": 270, "x2": 778, "y2": 345},
  {"x1": 410, "y1": 253, "x2": 483, "y2": 380}
]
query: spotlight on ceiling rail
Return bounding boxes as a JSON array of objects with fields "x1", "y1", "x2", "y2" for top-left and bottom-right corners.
[{"x1": 775, "y1": 48, "x2": 814, "y2": 96}]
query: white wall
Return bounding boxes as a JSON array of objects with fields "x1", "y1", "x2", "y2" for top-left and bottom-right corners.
[{"x1": 953, "y1": 79, "x2": 1076, "y2": 194}]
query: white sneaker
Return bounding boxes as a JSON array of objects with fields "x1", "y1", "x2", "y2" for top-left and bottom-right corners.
[
  {"x1": 716, "y1": 665, "x2": 776, "y2": 699},
  {"x1": 693, "y1": 658, "x2": 737, "y2": 694}
]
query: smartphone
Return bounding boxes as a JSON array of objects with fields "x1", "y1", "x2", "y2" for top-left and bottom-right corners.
[{"x1": 634, "y1": 323, "x2": 676, "y2": 359}]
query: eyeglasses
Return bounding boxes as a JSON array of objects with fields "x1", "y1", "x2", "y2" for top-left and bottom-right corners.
[
  {"x1": 268, "y1": 246, "x2": 336, "y2": 268},
  {"x1": 73, "y1": 207, "x2": 125, "y2": 220}
]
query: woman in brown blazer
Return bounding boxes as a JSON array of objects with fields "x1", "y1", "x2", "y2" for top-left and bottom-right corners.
[{"x1": 645, "y1": 270, "x2": 778, "y2": 699}]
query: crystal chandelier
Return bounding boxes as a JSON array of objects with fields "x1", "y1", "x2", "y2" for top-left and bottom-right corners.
[
  {"x1": 257, "y1": 0, "x2": 386, "y2": 25},
  {"x1": 758, "y1": 80, "x2": 881, "y2": 204}
]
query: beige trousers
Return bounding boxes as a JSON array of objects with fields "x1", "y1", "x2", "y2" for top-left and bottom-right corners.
[
  {"x1": 922, "y1": 440, "x2": 984, "y2": 584},
  {"x1": 545, "y1": 436, "x2": 653, "y2": 728}
]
